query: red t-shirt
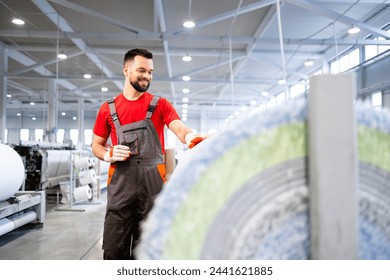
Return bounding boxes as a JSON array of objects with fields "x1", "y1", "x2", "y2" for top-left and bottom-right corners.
[{"x1": 93, "y1": 92, "x2": 180, "y2": 154}]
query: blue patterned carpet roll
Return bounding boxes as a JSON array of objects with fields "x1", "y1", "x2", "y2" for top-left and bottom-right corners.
[{"x1": 136, "y1": 99, "x2": 390, "y2": 260}]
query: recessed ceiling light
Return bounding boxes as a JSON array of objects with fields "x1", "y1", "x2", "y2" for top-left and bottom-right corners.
[
  {"x1": 278, "y1": 79, "x2": 286, "y2": 85},
  {"x1": 182, "y1": 97, "x2": 189, "y2": 102},
  {"x1": 72, "y1": 116, "x2": 77, "y2": 120},
  {"x1": 101, "y1": 86, "x2": 108, "y2": 92},
  {"x1": 30, "y1": 101, "x2": 35, "y2": 106},
  {"x1": 182, "y1": 109, "x2": 188, "y2": 114},
  {"x1": 17, "y1": 113, "x2": 21, "y2": 117},
  {"x1": 250, "y1": 100, "x2": 257, "y2": 105},
  {"x1": 182, "y1": 55, "x2": 192, "y2": 62},
  {"x1": 183, "y1": 20, "x2": 195, "y2": 28},
  {"x1": 84, "y1": 74, "x2": 92, "y2": 79},
  {"x1": 32, "y1": 117, "x2": 36, "y2": 120},
  {"x1": 61, "y1": 112, "x2": 66, "y2": 116},
  {"x1": 182, "y1": 88, "x2": 190, "y2": 94},
  {"x1": 6, "y1": 94, "x2": 12, "y2": 98},
  {"x1": 348, "y1": 26, "x2": 360, "y2": 34},
  {"x1": 12, "y1": 18, "x2": 25, "y2": 25},
  {"x1": 261, "y1": 91, "x2": 269, "y2": 97},
  {"x1": 182, "y1": 75, "x2": 191, "y2": 81},
  {"x1": 182, "y1": 104, "x2": 189, "y2": 109}
]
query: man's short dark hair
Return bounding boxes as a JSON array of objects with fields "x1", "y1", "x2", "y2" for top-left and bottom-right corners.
[{"x1": 124, "y1": 48, "x2": 153, "y2": 64}]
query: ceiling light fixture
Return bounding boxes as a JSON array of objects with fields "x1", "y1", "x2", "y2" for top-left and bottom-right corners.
[
  {"x1": 12, "y1": 18, "x2": 25, "y2": 25},
  {"x1": 101, "y1": 86, "x2": 108, "y2": 92},
  {"x1": 304, "y1": 59, "x2": 314, "y2": 67},
  {"x1": 183, "y1": 20, "x2": 195, "y2": 28},
  {"x1": 182, "y1": 75, "x2": 191, "y2": 81},
  {"x1": 278, "y1": 79, "x2": 286, "y2": 85},
  {"x1": 261, "y1": 91, "x2": 269, "y2": 97},
  {"x1": 182, "y1": 88, "x2": 190, "y2": 94},
  {"x1": 30, "y1": 101, "x2": 35, "y2": 106},
  {"x1": 183, "y1": 0, "x2": 195, "y2": 28},
  {"x1": 83, "y1": 74, "x2": 92, "y2": 79},
  {"x1": 348, "y1": 26, "x2": 360, "y2": 34},
  {"x1": 182, "y1": 97, "x2": 189, "y2": 102},
  {"x1": 182, "y1": 55, "x2": 192, "y2": 62},
  {"x1": 57, "y1": 52, "x2": 67, "y2": 60}
]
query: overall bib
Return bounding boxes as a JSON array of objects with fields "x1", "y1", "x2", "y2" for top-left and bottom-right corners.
[{"x1": 103, "y1": 96, "x2": 165, "y2": 260}]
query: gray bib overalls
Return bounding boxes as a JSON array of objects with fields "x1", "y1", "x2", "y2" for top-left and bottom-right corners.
[{"x1": 103, "y1": 96, "x2": 164, "y2": 260}]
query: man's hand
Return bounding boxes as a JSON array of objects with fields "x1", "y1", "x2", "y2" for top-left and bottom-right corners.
[
  {"x1": 103, "y1": 145, "x2": 130, "y2": 162},
  {"x1": 185, "y1": 132, "x2": 207, "y2": 149}
]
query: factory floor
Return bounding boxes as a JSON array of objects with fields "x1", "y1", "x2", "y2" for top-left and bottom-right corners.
[{"x1": 0, "y1": 189, "x2": 107, "y2": 260}]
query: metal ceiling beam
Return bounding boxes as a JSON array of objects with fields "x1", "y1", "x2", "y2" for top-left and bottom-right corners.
[
  {"x1": 9, "y1": 50, "x2": 84, "y2": 76},
  {"x1": 6, "y1": 73, "x2": 281, "y2": 85},
  {"x1": 164, "y1": 0, "x2": 275, "y2": 37},
  {"x1": 47, "y1": 0, "x2": 154, "y2": 36},
  {"x1": 217, "y1": 4, "x2": 278, "y2": 101},
  {"x1": 8, "y1": 80, "x2": 65, "y2": 107},
  {"x1": 287, "y1": 0, "x2": 390, "y2": 39},
  {"x1": 156, "y1": 0, "x2": 176, "y2": 101},
  {"x1": 32, "y1": 0, "x2": 123, "y2": 92},
  {"x1": 171, "y1": 55, "x2": 246, "y2": 80},
  {"x1": 248, "y1": 55, "x2": 309, "y2": 80},
  {"x1": 3, "y1": 30, "x2": 390, "y2": 46}
]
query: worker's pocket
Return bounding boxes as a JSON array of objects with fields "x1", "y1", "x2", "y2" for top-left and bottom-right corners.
[
  {"x1": 102, "y1": 221, "x2": 124, "y2": 250},
  {"x1": 122, "y1": 133, "x2": 139, "y2": 155}
]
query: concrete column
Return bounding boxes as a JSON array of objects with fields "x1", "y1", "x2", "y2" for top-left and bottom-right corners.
[
  {"x1": 77, "y1": 98, "x2": 84, "y2": 149},
  {"x1": 308, "y1": 73, "x2": 359, "y2": 259},
  {"x1": 46, "y1": 79, "x2": 58, "y2": 142},
  {"x1": 64, "y1": 128, "x2": 70, "y2": 140},
  {"x1": 29, "y1": 128, "x2": 35, "y2": 141},
  {"x1": 383, "y1": 92, "x2": 390, "y2": 109},
  {"x1": 0, "y1": 43, "x2": 7, "y2": 143},
  {"x1": 7, "y1": 129, "x2": 20, "y2": 145}
]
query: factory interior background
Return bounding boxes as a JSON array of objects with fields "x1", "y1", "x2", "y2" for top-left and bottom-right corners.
[{"x1": 0, "y1": 0, "x2": 390, "y2": 261}]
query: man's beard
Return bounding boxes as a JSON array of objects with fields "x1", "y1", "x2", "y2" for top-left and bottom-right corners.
[{"x1": 130, "y1": 78, "x2": 150, "y2": 92}]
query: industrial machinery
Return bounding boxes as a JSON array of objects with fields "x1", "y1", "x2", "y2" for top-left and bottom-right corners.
[
  {"x1": 0, "y1": 143, "x2": 46, "y2": 237},
  {"x1": 13, "y1": 141, "x2": 74, "y2": 191}
]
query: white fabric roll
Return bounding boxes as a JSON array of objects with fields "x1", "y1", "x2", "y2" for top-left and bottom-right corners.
[
  {"x1": 73, "y1": 185, "x2": 92, "y2": 203},
  {"x1": 0, "y1": 218, "x2": 15, "y2": 237},
  {"x1": 11, "y1": 211, "x2": 37, "y2": 228},
  {"x1": 78, "y1": 169, "x2": 97, "y2": 185},
  {"x1": 74, "y1": 157, "x2": 92, "y2": 169},
  {"x1": 0, "y1": 144, "x2": 25, "y2": 201},
  {"x1": 45, "y1": 150, "x2": 71, "y2": 178}
]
